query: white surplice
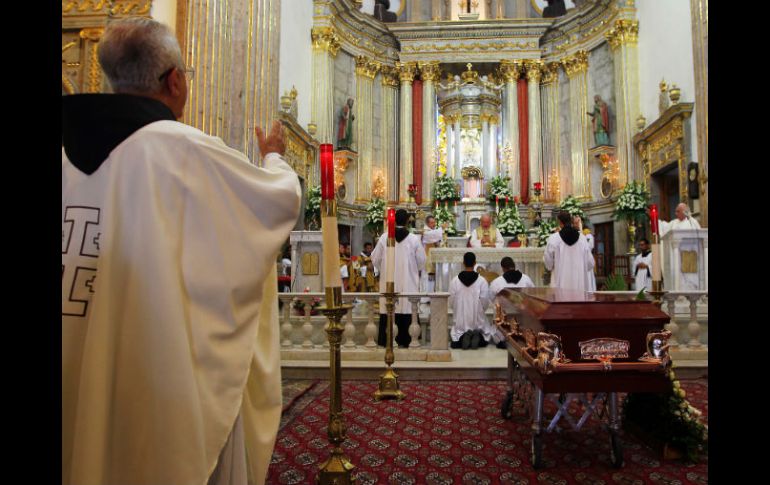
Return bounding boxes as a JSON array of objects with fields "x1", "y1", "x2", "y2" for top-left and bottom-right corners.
[
  {"x1": 371, "y1": 231, "x2": 426, "y2": 314},
  {"x1": 487, "y1": 272, "x2": 535, "y2": 301},
  {"x1": 449, "y1": 273, "x2": 492, "y2": 342},
  {"x1": 543, "y1": 231, "x2": 595, "y2": 292},
  {"x1": 584, "y1": 231, "x2": 597, "y2": 292},
  {"x1": 659, "y1": 216, "x2": 701, "y2": 237},
  {"x1": 633, "y1": 251, "x2": 653, "y2": 291},
  {"x1": 62, "y1": 120, "x2": 300, "y2": 485}
]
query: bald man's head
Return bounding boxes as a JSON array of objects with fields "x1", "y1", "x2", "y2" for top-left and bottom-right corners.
[
  {"x1": 480, "y1": 214, "x2": 492, "y2": 228},
  {"x1": 675, "y1": 203, "x2": 690, "y2": 221}
]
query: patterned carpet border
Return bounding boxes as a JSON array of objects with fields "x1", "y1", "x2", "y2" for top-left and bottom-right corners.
[{"x1": 270, "y1": 379, "x2": 707, "y2": 484}]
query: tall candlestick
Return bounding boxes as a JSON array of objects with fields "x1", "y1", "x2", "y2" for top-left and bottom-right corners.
[
  {"x1": 386, "y1": 208, "x2": 395, "y2": 283},
  {"x1": 320, "y1": 144, "x2": 334, "y2": 201}
]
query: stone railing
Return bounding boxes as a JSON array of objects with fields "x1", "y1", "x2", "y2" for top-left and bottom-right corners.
[{"x1": 278, "y1": 292, "x2": 451, "y2": 362}]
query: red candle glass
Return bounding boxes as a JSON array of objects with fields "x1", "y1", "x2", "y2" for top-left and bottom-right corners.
[
  {"x1": 534, "y1": 182, "x2": 543, "y2": 192},
  {"x1": 649, "y1": 204, "x2": 659, "y2": 235},
  {"x1": 320, "y1": 144, "x2": 334, "y2": 200},
  {"x1": 387, "y1": 208, "x2": 396, "y2": 238}
]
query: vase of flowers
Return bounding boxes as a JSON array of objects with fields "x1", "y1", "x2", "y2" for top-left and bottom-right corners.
[
  {"x1": 496, "y1": 203, "x2": 526, "y2": 238},
  {"x1": 487, "y1": 175, "x2": 513, "y2": 203},
  {"x1": 557, "y1": 194, "x2": 586, "y2": 220},
  {"x1": 613, "y1": 181, "x2": 650, "y2": 254},
  {"x1": 365, "y1": 197, "x2": 386, "y2": 241},
  {"x1": 433, "y1": 205, "x2": 457, "y2": 236},
  {"x1": 432, "y1": 174, "x2": 460, "y2": 201},
  {"x1": 304, "y1": 185, "x2": 322, "y2": 230}
]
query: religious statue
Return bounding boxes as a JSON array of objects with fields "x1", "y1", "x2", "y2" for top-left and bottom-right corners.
[
  {"x1": 542, "y1": 0, "x2": 567, "y2": 18},
  {"x1": 373, "y1": 0, "x2": 397, "y2": 23},
  {"x1": 438, "y1": 74, "x2": 461, "y2": 92},
  {"x1": 480, "y1": 74, "x2": 503, "y2": 92},
  {"x1": 337, "y1": 98, "x2": 355, "y2": 150},
  {"x1": 587, "y1": 95, "x2": 610, "y2": 146}
]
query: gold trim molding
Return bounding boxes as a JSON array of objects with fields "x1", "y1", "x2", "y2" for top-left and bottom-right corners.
[
  {"x1": 355, "y1": 55, "x2": 381, "y2": 79},
  {"x1": 562, "y1": 50, "x2": 589, "y2": 77},
  {"x1": 540, "y1": 62, "x2": 560, "y2": 85},
  {"x1": 524, "y1": 59, "x2": 544, "y2": 82},
  {"x1": 605, "y1": 19, "x2": 639, "y2": 50},
  {"x1": 498, "y1": 59, "x2": 522, "y2": 82},
  {"x1": 380, "y1": 65, "x2": 399, "y2": 87},
  {"x1": 311, "y1": 26, "x2": 341, "y2": 56},
  {"x1": 396, "y1": 61, "x2": 418, "y2": 83},
  {"x1": 418, "y1": 61, "x2": 441, "y2": 82},
  {"x1": 62, "y1": 0, "x2": 152, "y2": 16},
  {"x1": 403, "y1": 41, "x2": 538, "y2": 54}
]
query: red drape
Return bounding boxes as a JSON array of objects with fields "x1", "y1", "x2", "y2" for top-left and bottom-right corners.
[
  {"x1": 517, "y1": 78, "x2": 529, "y2": 205},
  {"x1": 412, "y1": 79, "x2": 423, "y2": 204}
]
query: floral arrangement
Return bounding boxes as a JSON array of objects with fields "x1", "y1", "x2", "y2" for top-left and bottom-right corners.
[
  {"x1": 432, "y1": 174, "x2": 460, "y2": 201},
  {"x1": 292, "y1": 288, "x2": 322, "y2": 315},
  {"x1": 487, "y1": 175, "x2": 514, "y2": 202},
  {"x1": 614, "y1": 181, "x2": 651, "y2": 225},
  {"x1": 495, "y1": 203, "x2": 526, "y2": 237},
  {"x1": 433, "y1": 205, "x2": 457, "y2": 236},
  {"x1": 304, "y1": 185, "x2": 322, "y2": 230},
  {"x1": 535, "y1": 218, "x2": 557, "y2": 247},
  {"x1": 623, "y1": 369, "x2": 708, "y2": 462},
  {"x1": 557, "y1": 194, "x2": 586, "y2": 220},
  {"x1": 365, "y1": 197, "x2": 386, "y2": 239}
]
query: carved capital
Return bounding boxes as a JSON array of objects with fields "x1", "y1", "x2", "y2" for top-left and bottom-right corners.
[
  {"x1": 524, "y1": 59, "x2": 543, "y2": 83},
  {"x1": 79, "y1": 26, "x2": 104, "y2": 42},
  {"x1": 355, "y1": 55, "x2": 380, "y2": 79},
  {"x1": 605, "y1": 19, "x2": 639, "y2": 50},
  {"x1": 311, "y1": 26, "x2": 341, "y2": 56},
  {"x1": 540, "y1": 62, "x2": 560, "y2": 85},
  {"x1": 418, "y1": 61, "x2": 441, "y2": 82},
  {"x1": 498, "y1": 59, "x2": 522, "y2": 83},
  {"x1": 396, "y1": 61, "x2": 418, "y2": 83},
  {"x1": 562, "y1": 50, "x2": 589, "y2": 77},
  {"x1": 380, "y1": 65, "x2": 400, "y2": 87}
]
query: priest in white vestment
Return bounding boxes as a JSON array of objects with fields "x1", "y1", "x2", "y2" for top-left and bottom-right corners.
[
  {"x1": 422, "y1": 215, "x2": 444, "y2": 294},
  {"x1": 470, "y1": 213, "x2": 505, "y2": 248},
  {"x1": 633, "y1": 238, "x2": 653, "y2": 292},
  {"x1": 449, "y1": 252, "x2": 492, "y2": 349},
  {"x1": 371, "y1": 209, "x2": 427, "y2": 347},
  {"x1": 659, "y1": 203, "x2": 702, "y2": 236},
  {"x1": 544, "y1": 211, "x2": 595, "y2": 292},
  {"x1": 62, "y1": 18, "x2": 301, "y2": 485}
]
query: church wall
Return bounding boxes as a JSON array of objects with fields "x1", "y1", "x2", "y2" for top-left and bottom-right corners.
[
  {"x1": 588, "y1": 43, "x2": 615, "y2": 201},
  {"x1": 150, "y1": 0, "x2": 178, "y2": 32},
  {"x1": 558, "y1": 68, "x2": 572, "y2": 199},
  {"x1": 636, "y1": 0, "x2": 698, "y2": 172},
  {"x1": 333, "y1": 52, "x2": 356, "y2": 147},
  {"x1": 279, "y1": 0, "x2": 314, "y2": 130}
]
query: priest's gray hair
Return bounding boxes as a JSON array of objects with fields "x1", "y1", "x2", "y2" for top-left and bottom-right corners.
[{"x1": 98, "y1": 18, "x2": 184, "y2": 94}]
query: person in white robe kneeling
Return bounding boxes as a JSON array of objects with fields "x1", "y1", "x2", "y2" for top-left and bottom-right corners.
[
  {"x1": 487, "y1": 257, "x2": 534, "y2": 348},
  {"x1": 372, "y1": 209, "x2": 427, "y2": 348},
  {"x1": 544, "y1": 211, "x2": 595, "y2": 292},
  {"x1": 61, "y1": 18, "x2": 301, "y2": 485},
  {"x1": 449, "y1": 252, "x2": 492, "y2": 349},
  {"x1": 633, "y1": 238, "x2": 653, "y2": 292}
]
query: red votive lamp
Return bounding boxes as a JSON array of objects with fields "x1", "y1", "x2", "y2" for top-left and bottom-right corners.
[
  {"x1": 320, "y1": 144, "x2": 334, "y2": 200},
  {"x1": 649, "y1": 204, "x2": 659, "y2": 235},
  {"x1": 534, "y1": 182, "x2": 542, "y2": 192},
  {"x1": 387, "y1": 208, "x2": 395, "y2": 238}
]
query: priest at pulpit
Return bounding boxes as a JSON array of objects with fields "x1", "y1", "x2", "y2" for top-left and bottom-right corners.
[
  {"x1": 659, "y1": 203, "x2": 701, "y2": 236},
  {"x1": 469, "y1": 214, "x2": 504, "y2": 248}
]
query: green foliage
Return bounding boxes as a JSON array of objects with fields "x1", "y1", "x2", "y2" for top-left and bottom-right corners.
[
  {"x1": 432, "y1": 174, "x2": 460, "y2": 201},
  {"x1": 535, "y1": 219, "x2": 557, "y2": 247},
  {"x1": 614, "y1": 181, "x2": 651, "y2": 225},
  {"x1": 433, "y1": 205, "x2": 457, "y2": 236},
  {"x1": 304, "y1": 185, "x2": 321, "y2": 230},
  {"x1": 623, "y1": 369, "x2": 708, "y2": 463},
  {"x1": 364, "y1": 197, "x2": 386, "y2": 237},
  {"x1": 558, "y1": 194, "x2": 586, "y2": 220},
  {"x1": 487, "y1": 175, "x2": 514, "y2": 202},
  {"x1": 495, "y1": 204, "x2": 526, "y2": 237},
  {"x1": 604, "y1": 272, "x2": 628, "y2": 291}
]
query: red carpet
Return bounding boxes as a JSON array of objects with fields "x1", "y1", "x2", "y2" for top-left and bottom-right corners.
[{"x1": 268, "y1": 380, "x2": 707, "y2": 484}]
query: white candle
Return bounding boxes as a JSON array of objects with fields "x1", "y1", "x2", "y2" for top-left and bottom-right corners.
[
  {"x1": 386, "y1": 246, "x2": 395, "y2": 284},
  {"x1": 651, "y1": 242, "x2": 662, "y2": 281}
]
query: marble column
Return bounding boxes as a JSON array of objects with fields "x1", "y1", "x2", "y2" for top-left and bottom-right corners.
[
  {"x1": 432, "y1": 0, "x2": 441, "y2": 20},
  {"x1": 499, "y1": 60, "x2": 521, "y2": 196},
  {"x1": 419, "y1": 61, "x2": 441, "y2": 203},
  {"x1": 310, "y1": 26, "x2": 340, "y2": 145},
  {"x1": 183, "y1": 0, "x2": 281, "y2": 162},
  {"x1": 411, "y1": 0, "x2": 422, "y2": 21},
  {"x1": 397, "y1": 61, "x2": 418, "y2": 203},
  {"x1": 606, "y1": 19, "x2": 640, "y2": 186},
  {"x1": 539, "y1": 62, "x2": 561, "y2": 202},
  {"x1": 445, "y1": 118, "x2": 455, "y2": 178},
  {"x1": 563, "y1": 50, "x2": 591, "y2": 201},
  {"x1": 525, "y1": 60, "x2": 544, "y2": 188},
  {"x1": 355, "y1": 56, "x2": 380, "y2": 202},
  {"x1": 690, "y1": 0, "x2": 708, "y2": 225},
  {"x1": 481, "y1": 115, "x2": 490, "y2": 178},
  {"x1": 453, "y1": 118, "x2": 462, "y2": 182},
  {"x1": 490, "y1": 117, "x2": 499, "y2": 175},
  {"x1": 380, "y1": 65, "x2": 400, "y2": 203}
]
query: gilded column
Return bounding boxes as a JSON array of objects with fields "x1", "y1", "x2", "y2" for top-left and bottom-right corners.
[
  {"x1": 690, "y1": 0, "x2": 708, "y2": 225},
  {"x1": 381, "y1": 65, "x2": 400, "y2": 203},
  {"x1": 499, "y1": 60, "x2": 521, "y2": 196},
  {"x1": 606, "y1": 19, "x2": 640, "y2": 186},
  {"x1": 540, "y1": 62, "x2": 561, "y2": 202},
  {"x1": 419, "y1": 61, "x2": 441, "y2": 203},
  {"x1": 525, "y1": 60, "x2": 544, "y2": 188},
  {"x1": 562, "y1": 51, "x2": 591, "y2": 200},
  {"x1": 355, "y1": 56, "x2": 381, "y2": 202},
  {"x1": 183, "y1": 0, "x2": 282, "y2": 162},
  {"x1": 481, "y1": 115, "x2": 491, "y2": 178},
  {"x1": 310, "y1": 26, "x2": 341, "y2": 145},
  {"x1": 397, "y1": 62, "x2": 418, "y2": 203}
]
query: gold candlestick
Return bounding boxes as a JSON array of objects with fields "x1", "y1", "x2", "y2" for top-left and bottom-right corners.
[
  {"x1": 374, "y1": 282, "x2": 405, "y2": 401},
  {"x1": 317, "y1": 199, "x2": 356, "y2": 484}
]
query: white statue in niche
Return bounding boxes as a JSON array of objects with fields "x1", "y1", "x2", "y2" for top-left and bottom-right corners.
[{"x1": 460, "y1": 128, "x2": 481, "y2": 168}]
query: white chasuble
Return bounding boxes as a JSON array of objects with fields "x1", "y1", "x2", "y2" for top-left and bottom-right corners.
[{"x1": 62, "y1": 120, "x2": 301, "y2": 485}]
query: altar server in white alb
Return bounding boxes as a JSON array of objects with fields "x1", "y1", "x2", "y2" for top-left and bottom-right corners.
[
  {"x1": 633, "y1": 238, "x2": 653, "y2": 292},
  {"x1": 372, "y1": 209, "x2": 427, "y2": 347},
  {"x1": 449, "y1": 252, "x2": 493, "y2": 349},
  {"x1": 573, "y1": 215, "x2": 597, "y2": 292},
  {"x1": 62, "y1": 18, "x2": 301, "y2": 485},
  {"x1": 488, "y1": 256, "x2": 535, "y2": 300},
  {"x1": 659, "y1": 203, "x2": 702, "y2": 236},
  {"x1": 544, "y1": 211, "x2": 595, "y2": 292},
  {"x1": 422, "y1": 214, "x2": 444, "y2": 293}
]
